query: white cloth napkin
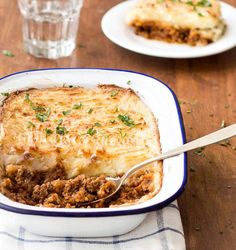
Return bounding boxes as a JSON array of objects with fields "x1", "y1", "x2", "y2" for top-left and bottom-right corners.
[{"x1": 0, "y1": 200, "x2": 185, "y2": 250}]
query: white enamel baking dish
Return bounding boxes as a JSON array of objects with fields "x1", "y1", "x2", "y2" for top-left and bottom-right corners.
[{"x1": 0, "y1": 68, "x2": 187, "y2": 237}]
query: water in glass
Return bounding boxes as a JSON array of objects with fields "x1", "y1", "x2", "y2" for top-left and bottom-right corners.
[{"x1": 17, "y1": 0, "x2": 83, "y2": 59}]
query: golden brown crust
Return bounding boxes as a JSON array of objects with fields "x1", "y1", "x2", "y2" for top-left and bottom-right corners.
[{"x1": 126, "y1": 0, "x2": 226, "y2": 46}]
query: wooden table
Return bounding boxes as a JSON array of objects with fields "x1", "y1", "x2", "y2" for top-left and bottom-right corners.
[{"x1": 0, "y1": 0, "x2": 235, "y2": 249}]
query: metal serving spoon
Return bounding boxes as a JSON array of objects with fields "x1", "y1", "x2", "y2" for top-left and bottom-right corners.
[{"x1": 79, "y1": 124, "x2": 236, "y2": 206}]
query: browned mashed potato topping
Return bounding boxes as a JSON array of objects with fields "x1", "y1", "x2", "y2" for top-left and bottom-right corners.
[{"x1": 0, "y1": 85, "x2": 162, "y2": 208}]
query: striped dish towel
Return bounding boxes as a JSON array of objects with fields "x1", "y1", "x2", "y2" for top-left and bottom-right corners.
[{"x1": 0, "y1": 200, "x2": 185, "y2": 250}]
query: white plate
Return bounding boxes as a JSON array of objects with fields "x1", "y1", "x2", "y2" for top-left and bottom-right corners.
[
  {"x1": 101, "y1": 0, "x2": 236, "y2": 58},
  {"x1": 0, "y1": 68, "x2": 186, "y2": 237}
]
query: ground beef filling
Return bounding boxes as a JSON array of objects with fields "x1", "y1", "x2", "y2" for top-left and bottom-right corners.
[
  {"x1": 0, "y1": 165, "x2": 155, "y2": 208},
  {"x1": 133, "y1": 22, "x2": 211, "y2": 46}
]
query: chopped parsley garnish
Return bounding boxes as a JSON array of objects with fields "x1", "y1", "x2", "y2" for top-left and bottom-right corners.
[
  {"x1": 87, "y1": 127, "x2": 96, "y2": 136},
  {"x1": 119, "y1": 128, "x2": 127, "y2": 138},
  {"x1": 198, "y1": 12, "x2": 204, "y2": 17},
  {"x1": 25, "y1": 93, "x2": 30, "y2": 102},
  {"x1": 62, "y1": 110, "x2": 71, "y2": 116},
  {"x1": 196, "y1": 0, "x2": 212, "y2": 7},
  {"x1": 88, "y1": 108, "x2": 93, "y2": 114},
  {"x1": 56, "y1": 126, "x2": 68, "y2": 135},
  {"x1": 35, "y1": 107, "x2": 51, "y2": 122},
  {"x1": 118, "y1": 114, "x2": 135, "y2": 127},
  {"x1": 2, "y1": 50, "x2": 14, "y2": 57},
  {"x1": 45, "y1": 128, "x2": 53, "y2": 135},
  {"x1": 1, "y1": 92, "x2": 9, "y2": 97},
  {"x1": 24, "y1": 93, "x2": 51, "y2": 122},
  {"x1": 57, "y1": 119, "x2": 63, "y2": 125},
  {"x1": 32, "y1": 105, "x2": 47, "y2": 112},
  {"x1": 110, "y1": 119, "x2": 116, "y2": 124},
  {"x1": 127, "y1": 80, "x2": 131, "y2": 85},
  {"x1": 186, "y1": 0, "x2": 193, "y2": 6},
  {"x1": 110, "y1": 90, "x2": 118, "y2": 97},
  {"x1": 27, "y1": 121, "x2": 35, "y2": 128},
  {"x1": 94, "y1": 122, "x2": 101, "y2": 127},
  {"x1": 73, "y1": 103, "x2": 82, "y2": 109},
  {"x1": 36, "y1": 113, "x2": 48, "y2": 122}
]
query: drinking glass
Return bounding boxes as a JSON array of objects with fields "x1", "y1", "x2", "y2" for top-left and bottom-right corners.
[{"x1": 17, "y1": 0, "x2": 83, "y2": 59}]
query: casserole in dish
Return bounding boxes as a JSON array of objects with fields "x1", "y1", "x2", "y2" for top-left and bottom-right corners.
[{"x1": 0, "y1": 68, "x2": 186, "y2": 237}]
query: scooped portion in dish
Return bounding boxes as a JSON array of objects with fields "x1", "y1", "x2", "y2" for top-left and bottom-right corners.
[
  {"x1": 126, "y1": 0, "x2": 226, "y2": 46},
  {"x1": 0, "y1": 85, "x2": 162, "y2": 208}
]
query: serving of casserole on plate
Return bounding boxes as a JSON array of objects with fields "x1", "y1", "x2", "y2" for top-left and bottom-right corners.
[
  {"x1": 0, "y1": 68, "x2": 186, "y2": 237},
  {"x1": 101, "y1": 0, "x2": 236, "y2": 58},
  {"x1": 126, "y1": 0, "x2": 226, "y2": 46}
]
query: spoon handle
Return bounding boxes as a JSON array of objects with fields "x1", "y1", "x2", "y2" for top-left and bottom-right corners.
[{"x1": 122, "y1": 124, "x2": 236, "y2": 180}]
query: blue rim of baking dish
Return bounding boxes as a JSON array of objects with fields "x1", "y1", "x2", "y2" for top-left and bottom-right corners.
[{"x1": 0, "y1": 68, "x2": 187, "y2": 217}]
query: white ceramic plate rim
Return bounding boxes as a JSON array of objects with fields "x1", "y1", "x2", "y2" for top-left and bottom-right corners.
[
  {"x1": 101, "y1": 0, "x2": 236, "y2": 58},
  {"x1": 0, "y1": 68, "x2": 187, "y2": 217}
]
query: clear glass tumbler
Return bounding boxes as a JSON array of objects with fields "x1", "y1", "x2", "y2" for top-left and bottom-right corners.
[{"x1": 17, "y1": 0, "x2": 83, "y2": 59}]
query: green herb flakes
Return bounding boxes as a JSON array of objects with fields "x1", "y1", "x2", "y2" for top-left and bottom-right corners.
[
  {"x1": 56, "y1": 126, "x2": 68, "y2": 135},
  {"x1": 110, "y1": 119, "x2": 116, "y2": 124},
  {"x1": 87, "y1": 127, "x2": 96, "y2": 136},
  {"x1": 119, "y1": 128, "x2": 127, "y2": 138},
  {"x1": 94, "y1": 122, "x2": 101, "y2": 127},
  {"x1": 127, "y1": 80, "x2": 131, "y2": 85},
  {"x1": 36, "y1": 113, "x2": 48, "y2": 122},
  {"x1": 35, "y1": 107, "x2": 51, "y2": 122},
  {"x1": 88, "y1": 108, "x2": 93, "y2": 114},
  {"x1": 57, "y1": 119, "x2": 63, "y2": 125},
  {"x1": 25, "y1": 93, "x2": 30, "y2": 102},
  {"x1": 62, "y1": 110, "x2": 71, "y2": 116},
  {"x1": 1, "y1": 92, "x2": 9, "y2": 97},
  {"x1": 110, "y1": 90, "x2": 118, "y2": 97},
  {"x1": 27, "y1": 121, "x2": 35, "y2": 128},
  {"x1": 32, "y1": 105, "x2": 47, "y2": 112},
  {"x1": 2, "y1": 50, "x2": 14, "y2": 57},
  {"x1": 196, "y1": 0, "x2": 212, "y2": 7},
  {"x1": 73, "y1": 103, "x2": 82, "y2": 109},
  {"x1": 186, "y1": 0, "x2": 193, "y2": 6},
  {"x1": 118, "y1": 114, "x2": 135, "y2": 127},
  {"x1": 45, "y1": 128, "x2": 53, "y2": 135}
]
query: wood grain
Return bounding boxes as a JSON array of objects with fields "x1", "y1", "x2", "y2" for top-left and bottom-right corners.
[{"x1": 0, "y1": 0, "x2": 235, "y2": 249}]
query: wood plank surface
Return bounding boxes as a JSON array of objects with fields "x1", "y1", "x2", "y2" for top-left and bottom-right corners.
[{"x1": 0, "y1": 0, "x2": 235, "y2": 249}]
